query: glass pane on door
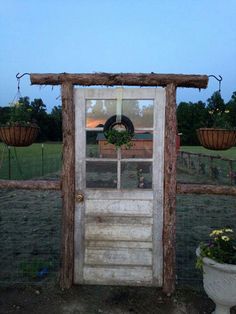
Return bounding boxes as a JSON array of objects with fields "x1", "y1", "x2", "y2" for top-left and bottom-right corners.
[
  {"x1": 86, "y1": 161, "x2": 117, "y2": 188},
  {"x1": 122, "y1": 99, "x2": 154, "y2": 128},
  {"x1": 121, "y1": 132, "x2": 153, "y2": 159},
  {"x1": 86, "y1": 99, "x2": 116, "y2": 128},
  {"x1": 121, "y1": 162, "x2": 152, "y2": 189},
  {"x1": 86, "y1": 131, "x2": 117, "y2": 158}
]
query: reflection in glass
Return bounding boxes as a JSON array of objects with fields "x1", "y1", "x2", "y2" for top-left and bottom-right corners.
[
  {"x1": 122, "y1": 100, "x2": 153, "y2": 128},
  {"x1": 86, "y1": 99, "x2": 153, "y2": 129},
  {"x1": 121, "y1": 162, "x2": 152, "y2": 189},
  {"x1": 86, "y1": 161, "x2": 117, "y2": 188},
  {"x1": 86, "y1": 99, "x2": 116, "y2": 128},
  {"x1": 86, "y1": 131, "x2": 117, "y2": 158},
  {"x1": 121, "y1": 132, "x2": 153, "y2": 159}
]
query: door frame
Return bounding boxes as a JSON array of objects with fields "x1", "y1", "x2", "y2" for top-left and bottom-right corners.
[{"x1": 30, "y1": 72, "x2": 209, "y2": 293}]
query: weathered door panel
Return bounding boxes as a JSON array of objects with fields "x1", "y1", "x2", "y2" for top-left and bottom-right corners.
[{"x1": 74, "y1": 88, "x2": 165, "y2": 286}]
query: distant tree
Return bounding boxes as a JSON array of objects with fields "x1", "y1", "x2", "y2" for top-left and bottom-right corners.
[
  {"x1": 177, "y1": 101, "x2": 207, "y2": 145},
  {"x1": 30, "y1": 98, "x2": 49, "y2": 141},
  {"x1": 206, "y1": 91, "x2": 227, "y2": 128},
  {"x1": 206, "y1": 91, "x2": 225, "y2": 112},
  {"x1": 0, "y1": 107, "x2": 11, "y2": 125},
  {"x1": 48, "y1": 105, "x2": 62, "y2": 141},
  {"x1": 226, "y1": 91, "x2": 236, "y2": 128}
]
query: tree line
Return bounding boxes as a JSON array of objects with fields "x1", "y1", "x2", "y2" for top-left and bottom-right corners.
[{"x1": 0, "y1": 91, "x2": 235, "y2": 145}]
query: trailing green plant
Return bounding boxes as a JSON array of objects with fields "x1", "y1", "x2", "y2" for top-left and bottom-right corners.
[
  {"x1": 0, "y1": 98, "x2": 37, "y2": 127},
  {"x1": 196, "y1": 227, "x2": 236, "y2": 270},
  {"x1": 104, "y1": 129, "x2": 134, "y2": 150},
  {"x1": 208, "y1": 108, "x2": 232, "y2": 129}
]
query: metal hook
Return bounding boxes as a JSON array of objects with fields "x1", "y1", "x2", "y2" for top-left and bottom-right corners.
[
  {"x1": 15, "y1": 72, "x2": 30, "y2": 92},
  {"x1": 16, "y1": 72, "x2": 30, "y2": 80},
  {"x1": 208, "y1": 74, "x2": 223, "y2": 93}
]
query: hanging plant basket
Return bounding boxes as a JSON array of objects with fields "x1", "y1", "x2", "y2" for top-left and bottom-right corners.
[
  {"x1": 0, "y1": 125, "x2": 39, "y2": 147},
  {"x1": 196, "y1": 128, "x2": 236, "y2": 150}
]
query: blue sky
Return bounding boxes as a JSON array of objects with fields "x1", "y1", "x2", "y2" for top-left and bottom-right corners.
[{"x1": 0, "y1": 0, "x2": 236, "y2": 111}]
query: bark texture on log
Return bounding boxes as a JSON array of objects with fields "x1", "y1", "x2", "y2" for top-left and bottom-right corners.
[
  {"x1": 59, "y1": 82, "x2": 75, "y2": 289},
  {"x1": 0, "y1": 180, "x2": 60, "y2": 190},
  {"x1": 163, "y1": 83, "x2": 177, "y2": 294},
  {"x1": 30, "y1": 72, "x2": 208, "y2": 88},
  {"x1": 177, "y1": 183, "x2": 236, "y2": 196},
  {"x1": 0, "y1": 181, "x2": 234, "y2": 196}
]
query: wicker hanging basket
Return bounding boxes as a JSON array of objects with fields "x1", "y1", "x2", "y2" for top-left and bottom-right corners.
[
  {"x1": 0, "y1": 125, "x2": 39, "y2": 147},
  {"x1": 196, "y1": 128, "x2": 236, "y2": 150}
]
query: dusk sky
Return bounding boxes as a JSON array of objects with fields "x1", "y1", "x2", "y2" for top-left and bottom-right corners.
[{"x1": 0, "y1": 0, "x2": 236, "y2": 111}]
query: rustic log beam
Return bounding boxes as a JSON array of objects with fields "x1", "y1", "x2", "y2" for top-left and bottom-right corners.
[
  {"x1": 59, "y1": 82, "x2": 75, "y2": 289},
  {"x1": 177, "y1": 183, "x2": 236, "y2": 196},
  {"x1": 163, "y1": 83, "x2": 177, "y2": 294},
  {"x1": 0, "y1": 179, "x2": 60, "y2": 190},
  {"x1": 30, "y1": 72, "x2": 208, "y2": 88},
  {"x1": 0, "y1": 180, "x2": 234, "y2": 197}
]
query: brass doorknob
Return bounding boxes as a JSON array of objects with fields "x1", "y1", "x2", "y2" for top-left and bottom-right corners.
[{"x1": 75, "y1": 192, "x2": 84, "y2": 203}]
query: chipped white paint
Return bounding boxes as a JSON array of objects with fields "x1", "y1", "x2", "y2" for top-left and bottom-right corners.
[
  {"x1": 85, "y1": 248, "x2": 152, "y2": 266},
  {"x1": 83, "y1": 266, "x2": 153, "y2": 285},
  {"x1": 86, "y1": 199, "x2": 153, "y2": 217},
  {"x1": 85, "y1": 223, "x2": 152, "y2": 242},
  {"x1": 74, "y1": 88, "x2": 165, "y2": 286},
  {"x1": 86, "y1": 241, "x2": 153, "y2": 249}
]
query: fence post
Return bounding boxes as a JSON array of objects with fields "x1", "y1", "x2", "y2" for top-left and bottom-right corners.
[
  {"x1": 41, "y1": 143, "x2": 44, "y2": 176},
  {"x1": 8, "y1": 146, "x2": 11, "y2": 179}
]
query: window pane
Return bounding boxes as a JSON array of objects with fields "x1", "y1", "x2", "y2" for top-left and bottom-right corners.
[
  {"x1": 121, "y1": 132, "x2": 153, "y2": 159},
  {"x1": 86, "y1": 161, "x2": 117, "y2": 188},
  {"x1": 86, "y1": 131, "x2": 117, "y2": 158},
  {"x1": 121, "y1": 162, "x2": 152, "y2": 189},
  {"x1": 122, "y1": 100, "x2": 153, "y2": 128},
  {"x1": 86, "y1": 100, "x2": 116, "y2": 128}
]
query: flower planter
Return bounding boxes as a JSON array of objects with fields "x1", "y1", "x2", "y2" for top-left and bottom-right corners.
[
  {"x1": 196, "y1": 248, "x2": 236, "y2": 314},
  {"x1": 197, "y1": 128, "x2": 236, "y2": 150},
  {"x1": 0, "y1": 125, "x2": 39, "y2": 147}
]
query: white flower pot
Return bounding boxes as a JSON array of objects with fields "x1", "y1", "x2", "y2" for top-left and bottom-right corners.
[{"x1": 196, "y1": 248, "x2": 236, "y2": 314}]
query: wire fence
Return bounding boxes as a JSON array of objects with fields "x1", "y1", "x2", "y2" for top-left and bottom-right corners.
[
  {"x1": 176, "y1": 194, "x2": 236, "y2": 288},
  {"x1": 0, "y1": 143, "x2": 62, "y2": 180},
  {"x1": 0, "y1": 147, "x2": 235, "y2": 288},
  {"x1": 177, "y1": 151, "x2": 236, "y2": 185},
  {"x1": 0, "y1": 188, "x2": 235, "y2": 288},
  {"x1": 0, "y1": 189, "x2": 61, "y2": 286}
]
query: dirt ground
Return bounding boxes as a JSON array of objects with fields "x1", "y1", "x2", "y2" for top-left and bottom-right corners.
[{"x1": 0, "y1": 284, "x2": 219, "y2": 314}]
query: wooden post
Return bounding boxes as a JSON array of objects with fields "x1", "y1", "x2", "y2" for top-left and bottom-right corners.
[
  {"x1": 60, "y1": 82, "x2": 75, "y2": 288},
  {"x1": 163, "y1": 83, "x2": 177, "y2": 294}
]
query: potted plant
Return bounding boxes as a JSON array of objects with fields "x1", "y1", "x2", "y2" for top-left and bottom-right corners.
[
  {"x1": 196, "y1": 92, "x2": 236, "y2": 150},
  {"x1": 196, "y1": 227, "x2": 236, "y2": 314},
  {"x1": 0, "y1": 98, "x2": 39, "y2": 147}
]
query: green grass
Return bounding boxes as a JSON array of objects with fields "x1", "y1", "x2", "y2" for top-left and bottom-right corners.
[
  {"x1": 0, "y1": 142, "x2": 62, "y2": 180},
  {"x1": 180, "y1": 146, "x2": 236, "y2": 160}
]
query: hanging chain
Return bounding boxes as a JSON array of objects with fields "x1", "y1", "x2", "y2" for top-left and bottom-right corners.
[
  {"x1": 208, "y1": 75, "x2": 223, "y2": 93},
  {"x1": 10, "y1": 72, "x2": 30, "y2": 105}
]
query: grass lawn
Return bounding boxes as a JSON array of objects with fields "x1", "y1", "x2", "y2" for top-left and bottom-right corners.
[
  {"x1": 0, "y1": 142, "x2": 62, "y2": 180},
  {"x1": 180, "y1": 146, "x2": 236, "y2": 160}
]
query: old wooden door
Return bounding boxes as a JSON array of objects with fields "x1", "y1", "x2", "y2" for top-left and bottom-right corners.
[{"x1": 74, "y1": 88, "x2": 165, "y2": 286}]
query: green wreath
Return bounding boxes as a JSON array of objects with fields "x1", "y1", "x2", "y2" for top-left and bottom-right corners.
[{"x1": 104, "y1": 129, "x2": 134, "y2": 150}]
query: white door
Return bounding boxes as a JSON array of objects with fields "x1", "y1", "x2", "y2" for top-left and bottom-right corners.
[{"x1": 74, "y1": 88, "x2": 165, "y2": 286}]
